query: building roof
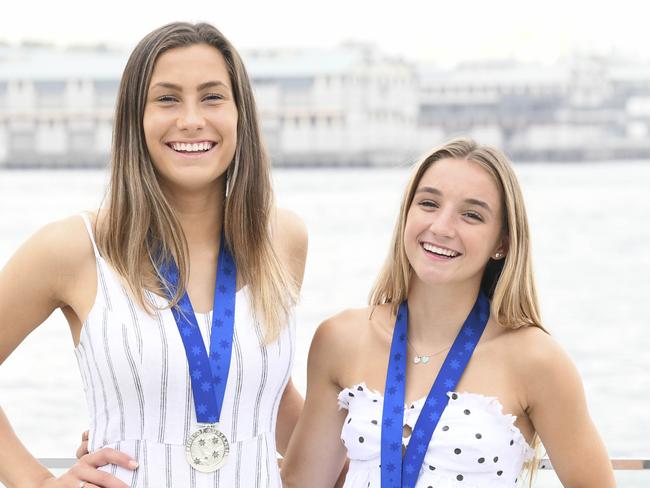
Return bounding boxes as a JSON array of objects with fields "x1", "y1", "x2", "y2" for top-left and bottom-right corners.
[
  {"x1": 0, "y1": 44, "x2": 405, "y2": 82},
  {"x1": 0, "y1": 46, "x2": 128, "y2": 81}
]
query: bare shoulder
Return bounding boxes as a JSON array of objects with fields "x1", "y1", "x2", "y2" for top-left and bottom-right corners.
[
  {"x1": 0, "y1": 214, "x2": 96, "y2": 360},
  {"x1": 271, "y1": 207, "x2": 308, "y2": 286},
  {"x1": 15, "y1": 215, "x2": 94, "y2": 274},
  {"x1": 271, "y1": 207, "x2": 308, "y2": 255},
  {"x1": 313, "y1": 307, "x2": 370, "y2": 349},
  {"x1": 501, "y1": 325, "x2": 568, "y2": 369},
  {"x1": 499, "y1": 325, "x2": 583, "y2": 407},
  {"x1": 308, "y1": 307, "x2": 372, "y2": 380}
]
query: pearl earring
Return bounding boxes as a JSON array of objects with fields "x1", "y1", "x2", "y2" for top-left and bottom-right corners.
[{"x1": 494, "y1": 252, "x2": 503, "y2": 259}]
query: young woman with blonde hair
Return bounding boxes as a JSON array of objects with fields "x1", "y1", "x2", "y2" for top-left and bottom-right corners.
[
  {"x1": 0, "y1": 22, "x2": 306, "y2": 487},
  {"x1": 281, "y1": 139, "x2": 615, "y2": 487}
]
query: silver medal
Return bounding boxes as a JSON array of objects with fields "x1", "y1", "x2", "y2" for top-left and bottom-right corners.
[{"x1": 186, "y1": 425, "x2": 229, "y2": 472}]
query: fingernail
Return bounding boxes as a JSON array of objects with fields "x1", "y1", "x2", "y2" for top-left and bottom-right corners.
[{"x1": 129, "y1": 460, "x2": 139, "y2": 469}]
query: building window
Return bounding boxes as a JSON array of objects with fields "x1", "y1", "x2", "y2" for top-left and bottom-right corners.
[
  {"x1": 34, "y1": 80, "x2": 66, "y2": 109},
  {"x1": 10, "y1": 131, "x2": 36, "y2": 155}
]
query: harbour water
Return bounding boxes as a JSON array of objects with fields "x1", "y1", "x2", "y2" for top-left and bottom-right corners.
[{"x1": 0, "y1": 164, "x2": 649, "y2": 487}]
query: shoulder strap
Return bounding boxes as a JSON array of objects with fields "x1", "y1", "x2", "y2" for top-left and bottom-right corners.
[{"x1": 79, "y1": 213, "x2": 101, "y2": 258}]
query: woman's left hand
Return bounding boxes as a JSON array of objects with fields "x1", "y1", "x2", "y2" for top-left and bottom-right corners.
[{"x1": 76, "y1": 430, "x2": 89, "y2": 459}]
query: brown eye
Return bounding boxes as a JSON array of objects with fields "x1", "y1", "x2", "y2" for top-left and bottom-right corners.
[
  {"x1": 419, "y1": 200, "x2": 438, "y2": 209},
  {"x1": 203, "y1": 93, "x2": 225, "y2": 102},
  {"x1": 464, "y1": 211, "x2": 483, "y2": 222}
]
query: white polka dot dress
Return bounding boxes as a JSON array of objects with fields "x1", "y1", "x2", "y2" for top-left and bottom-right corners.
[
  {"x1": 73, "y1": 215, "x2": 294, "y2": 487},
  {"x1": 338, "y1": 383, "x2": 534, "y2": 488}
]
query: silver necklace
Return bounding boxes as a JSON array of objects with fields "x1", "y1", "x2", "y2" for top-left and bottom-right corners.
[{"x1": 406, "y1": 337, "x2": 451, "y2": 365}]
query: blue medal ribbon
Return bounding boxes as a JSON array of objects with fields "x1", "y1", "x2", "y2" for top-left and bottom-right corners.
[
  {"x1": 380, "y1": 292, "x2": 490, "y2": 488},
  {"x1": 159, "y1": 235, "x2": 237, "y2": 424}
]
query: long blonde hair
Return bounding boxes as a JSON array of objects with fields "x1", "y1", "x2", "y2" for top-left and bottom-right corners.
[
  {"x1": 370, "y1": 138, "x2": 544, "y2": 484},
  {"x1": 370, "y1": 137, "x2": 543, "y2": 330},
  {"x1": 369, "y1": 139, "x2": 546, "y2": 486},
  {"x1": 96, "y1": 22, "x2": 296, "y2": 341}
]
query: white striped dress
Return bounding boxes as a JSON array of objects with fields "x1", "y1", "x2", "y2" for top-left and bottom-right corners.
[{"x1": 74, "y1": 214, "x2": 295, "y2": 487}]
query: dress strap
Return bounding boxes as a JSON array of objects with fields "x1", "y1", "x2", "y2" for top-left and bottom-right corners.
[{"x1": 79, "y1": 213, "x2": 101, "y2": 258}]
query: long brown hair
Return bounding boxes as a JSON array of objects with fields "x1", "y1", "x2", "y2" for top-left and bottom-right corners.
[
  {"x1": 96, "y1": 22, "x2": 296, "y2": 341},
  {"x1": 370, "y1": 138, "x2": 543, "y2": 330}
]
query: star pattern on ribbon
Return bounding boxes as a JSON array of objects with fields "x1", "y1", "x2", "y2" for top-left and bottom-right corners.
[
  {"x1": 380, "y1": 294, "x2": 490, "y2": 488},
  {"x1": 161, "y1": 235, "x2": 237, "y2": 425}
]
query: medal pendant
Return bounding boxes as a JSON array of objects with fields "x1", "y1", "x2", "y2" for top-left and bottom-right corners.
[{"x1": 186, "y1": 425, "x2": 229, "y2": 472}]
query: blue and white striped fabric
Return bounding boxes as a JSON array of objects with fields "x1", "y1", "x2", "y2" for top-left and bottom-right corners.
[{"x1": 74, "y1": 214, "x2": 295, "y2": 487}]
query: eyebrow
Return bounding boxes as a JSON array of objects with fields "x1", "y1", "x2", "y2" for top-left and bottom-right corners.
[
  {"x1": 150, "y1": 80, "x2": 229, "y2": 91},
  {"x1": 415, "y1": 186, "x2": 493, "y2": 214}
]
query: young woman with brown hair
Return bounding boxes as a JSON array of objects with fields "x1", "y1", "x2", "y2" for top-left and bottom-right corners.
[{"x1": 0, "y1": 22, "x2": 306, "y2": 487}]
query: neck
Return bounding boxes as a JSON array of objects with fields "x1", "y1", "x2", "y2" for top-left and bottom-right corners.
[
  {"x1": 161, "y1": 179, "x2": 226, "y2": 252},
  {"x1": 406, "y1": 277, "x2": 482, "y2": 349}
]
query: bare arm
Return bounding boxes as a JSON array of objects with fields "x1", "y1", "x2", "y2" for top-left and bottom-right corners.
[
  {"x1": 271, "y1": 208, "x2": 308, "y2": 454},
  {"x1": 0, "y1": 218, "x2": 133, "y2": 488},
  {"x1": 272, "y1": 207, "x2": 308, "y2": 291},
  {"x1": 523, "y1": 329, "x2": 616, "y2": 488},
  {"x1": 275, "y1": 378, "x2": 304, "y2": 456},
  {"x1": 281, "y1": 317, "x2": 350, "y2": 488}
]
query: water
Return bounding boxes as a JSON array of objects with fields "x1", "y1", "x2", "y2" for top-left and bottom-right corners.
[{"x1": 1, "y1": 164, "x2": 649, "y2": 487}]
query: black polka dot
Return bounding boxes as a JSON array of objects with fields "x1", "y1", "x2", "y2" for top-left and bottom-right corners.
[
  {"x1": 464, "y1": 409, "x2": 471, "y2": 415},
  {"x1": 357, "y1": 385, "x2": 364, "y2": 391},
  {"x1": 478, "y1": 457, "x2": 485, "y2": 463},
  {"x1": 457, "y1": 474, "x2": 464, "y2": 481},
  {"x1": 358, "y1": 436, "x2": 364, "y2": 443},
  {"x1": 347, "y1": 418, "x2": 352, "y2": 424},
  {"x1": 442, "y1": 425, "x2": 449, "y2": 431},
  {"x1": 454, "y1": 448, "x2": 461, "y2": 454},
  {"x1": 510, "y1": 439, "x2": 514, "y2": 446},
  {"x1": 493, "y1": 456, "x2": 499, "y2": 463},
  {"x1": 497, "y1": 470, "x2": 503, "y2": 476},
  {"x1": 371, "y1": 420, "x2": 378, "y2": 425},
  {"x1": 428, "y1": 465, "x2": 436, "y2": 471},
  {"x1": 372, "y1": 399, "x2": 378, "y2": 403},
  {"x1": 451, "y1": 393, "x2": 458, "y2": 400},
  {"x1": 348, "y1": 392, "x2": 355, "y2": 397},
  {"x1": 475, "y1": 433, "x2": 482, "y2": 439}
]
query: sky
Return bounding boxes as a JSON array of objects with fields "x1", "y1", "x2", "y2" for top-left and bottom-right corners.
[{"x1": 1, "y1": 0, "x2": 648, "y2": 65}]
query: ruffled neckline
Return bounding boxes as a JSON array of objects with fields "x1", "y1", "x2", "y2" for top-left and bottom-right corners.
[{"x1": 338, "y1": 382, "x2": 535, "y2": 458}]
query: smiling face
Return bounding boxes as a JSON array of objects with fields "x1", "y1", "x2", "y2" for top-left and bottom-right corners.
[
  {"x1": 404, "y1": 157, "x2": 506, "y2": 291},
  {"x1": 143, "y1": 43, "x2": 238, "y2": 193}
]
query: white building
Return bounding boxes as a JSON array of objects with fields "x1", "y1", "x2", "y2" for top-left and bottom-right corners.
[
  {"x1": 247, "y1": 44, "x2": 419, "y2": 166},
  {"x1": 0, "y1": 45, "x2": 125, "y2": 167},
  {"x1": 3, "y1": 45, "x2": 650, "y2": 167},
  {"x1": 0, "y1": 44, "x2": 419, "y2": 168}
]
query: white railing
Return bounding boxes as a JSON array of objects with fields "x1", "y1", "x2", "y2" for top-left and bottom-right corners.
[{"x1": 37, "y1": 458, "x2": 650, "y2": 470}]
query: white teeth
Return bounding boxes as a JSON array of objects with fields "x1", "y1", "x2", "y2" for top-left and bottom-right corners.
[
  {"x1": 170, "y1": 142, "x2": 214, "y2": 152},
  {"x1": 422, "y1": 243, "x2": 459, "y2": 257}
]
